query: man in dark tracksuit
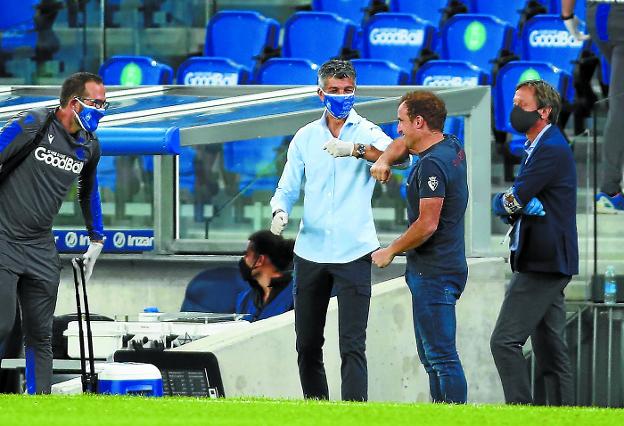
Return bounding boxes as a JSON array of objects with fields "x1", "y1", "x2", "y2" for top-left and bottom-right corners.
[
  {"x1": 561, "y1": 0, "x2": 624, "y2": 212},
  {"x1": 490, "y1": 80, "x2": 578, "y2": 405},
  {"x1": 0, "y1": 72, "x2": 107, "y2": 394}
]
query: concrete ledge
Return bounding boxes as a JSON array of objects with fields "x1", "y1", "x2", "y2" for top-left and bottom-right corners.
[{"x1": 177, "y1": 257, "x2": 507, "y2": 403}]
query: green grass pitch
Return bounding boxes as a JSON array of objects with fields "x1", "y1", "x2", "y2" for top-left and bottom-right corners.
[{"x1": 0, "y1": 395, "x2": 621, "y2": 426}]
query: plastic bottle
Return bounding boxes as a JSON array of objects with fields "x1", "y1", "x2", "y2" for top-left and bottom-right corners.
[{"x1": 604, "y1": 265, "x2": 617, "y2": 305}]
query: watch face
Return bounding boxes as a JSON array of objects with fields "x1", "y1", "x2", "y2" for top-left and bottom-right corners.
[{"x1": 357, "y1": 144, "x2": 366, "y2": 158}]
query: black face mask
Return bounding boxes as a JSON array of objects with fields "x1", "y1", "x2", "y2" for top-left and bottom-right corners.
[
  {"x1": 510, "y1": 105, "x2": 541, "y2": 134},
  {"x1": 238, "y1": 256, "x2": 258, "y2": 283}
]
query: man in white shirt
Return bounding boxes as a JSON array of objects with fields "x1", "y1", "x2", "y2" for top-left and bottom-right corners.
[{"x1": 269, "y1": 59, "x2": 391, "y2": 401}]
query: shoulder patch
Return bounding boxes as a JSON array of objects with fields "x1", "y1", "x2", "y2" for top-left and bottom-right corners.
[{"x1": 428, "y1": 176, "x2": 439, "y2": 191}]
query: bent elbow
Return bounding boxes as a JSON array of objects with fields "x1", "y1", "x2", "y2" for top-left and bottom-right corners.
[{"x1": 425, "y1": 222, "x2": 438, "y2": 238}]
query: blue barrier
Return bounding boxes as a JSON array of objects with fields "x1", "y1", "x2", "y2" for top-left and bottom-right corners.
[{"x1": 97, "y1": 126, "x2": 180, "y2": 155}]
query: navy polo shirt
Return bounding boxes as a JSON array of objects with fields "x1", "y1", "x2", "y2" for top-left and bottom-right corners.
[{"x1": 405, "y1": 135, "x2": 468, "y2": 275}]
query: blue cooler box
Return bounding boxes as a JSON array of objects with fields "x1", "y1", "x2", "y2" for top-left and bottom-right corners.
[{"x1": 98, "y1": 362, "x2": 164, "y2": 396}]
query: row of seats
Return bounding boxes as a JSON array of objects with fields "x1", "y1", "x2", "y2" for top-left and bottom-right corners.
[
  {"x1": 311, "y1": 0, "x2": 586, "y2": 27},
  {"x1": 198, "y1": 10, "x2": 591, "y2": 85}
]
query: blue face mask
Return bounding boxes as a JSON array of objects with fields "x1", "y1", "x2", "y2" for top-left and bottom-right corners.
[
  {"x1": 74, "y1": 98, "x2": 105, "y2": 132},
  {"x1": 321, "y1": 90, "x2": 355, "y2": 119}
]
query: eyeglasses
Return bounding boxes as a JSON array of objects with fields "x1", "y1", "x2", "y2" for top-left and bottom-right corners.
[
  {"x1": 75, "y1": 97, "x2": 110, "y2": 110},
  {"x1": 321, "y1": 88, "x2": 356, "y2": 95}
]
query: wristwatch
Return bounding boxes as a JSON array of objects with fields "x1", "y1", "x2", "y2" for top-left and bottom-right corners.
[{"x1": 354, "y1": 143, "x2": 366, "y2": 159}]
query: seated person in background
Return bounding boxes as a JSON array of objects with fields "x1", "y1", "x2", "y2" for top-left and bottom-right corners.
[{"x1": 236, "y1": 230, "x2": 295, "y2": 322}]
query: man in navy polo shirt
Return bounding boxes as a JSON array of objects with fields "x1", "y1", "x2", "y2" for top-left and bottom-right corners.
[
  {"x1": 490, "y1": 79, "x2": 577, "y2": 405},
  {"x1": 371, "y1": 91, "x2": 469, "y2": 404}
]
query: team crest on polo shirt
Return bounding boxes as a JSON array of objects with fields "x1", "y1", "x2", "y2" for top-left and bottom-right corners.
[{"x1": 428, "y1": 176, "x2": 438, "y2": 191}]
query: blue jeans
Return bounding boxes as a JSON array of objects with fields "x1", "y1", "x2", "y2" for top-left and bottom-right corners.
[{"x1": 406, "y1": 267, "x2": 468, "y2": 403}]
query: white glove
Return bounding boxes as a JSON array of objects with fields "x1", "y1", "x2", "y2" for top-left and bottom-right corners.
[
  {"x1": 563, "y1": 16, "x2": 590, "y2": 41},
  {"x1": 271, "y1": 210, "x2": 288, "y2": 235},
  {"x1": 322, "y1": 138, "x2": 354, "y2": 157},
  {"x1": 72, "y1": 242, "x2": 103, "y2": 283}
]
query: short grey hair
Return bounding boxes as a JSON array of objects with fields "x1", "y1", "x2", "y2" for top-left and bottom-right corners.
[
  {"x1": 317, "y1": 59, "x2": 356, "y2": 88},
  {"x1": 515, "y1": 79, "x2": 562, "y2": 124}
]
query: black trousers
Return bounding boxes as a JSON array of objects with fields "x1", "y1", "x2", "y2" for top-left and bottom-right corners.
[
  {"x1": 0, "y1": 238, "x2": 60, "y2": 394},
  {"x1": 293, "y1": 254, "x2": 371, "y2": 401},
  {"x1": 490, "y1": 271, "x2": 574, "y2": 405}
]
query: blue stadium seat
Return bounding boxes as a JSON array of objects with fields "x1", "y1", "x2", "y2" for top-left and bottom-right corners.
[
  {"x1": 549, "y1": 0, "x2": 585, "y2": 20},
  {"x1": 414, "y1": 59, "x2": 488, "y2": 86},
  {"x1": 256, "y1": 58, "x2": 319, "y2": 84},
  {"x1": 96, "y1": 156, "x2": 117, "y2": 194},
  {"x1": 441, "y1": 14, "x2": 515, "y2": 76},
  {"x1": 469, "y1": 0, "x2": 545, "y2": 27},
  {"x1": 283, "y1": 12, "x2": 356, "y2": 65},
  {"x1": 351, "y1": 59, "x2": 409, "y2": 85},
  {"x1": 99, "y1": 55, "x2": 173, "y2": 85},
  {"x1": 180, "y1": 265, "x2": 249, "y2": 313},
  {"x1": 177, "y1": 57, "x2": 249, "y2": 86},
  {"x1": 389, "y1": 0, "x2": 449, "y2": 26},
  {"x1": 494, "y1": 60, "x2": 570, "y2": 156},
  {"x1": 312, "y1": 0, "x2": 372, "y2": 25},
  {"x1": 444, "y1": 116, "x2": 465, "y2": 143},
  {"x1": 362, "y1": 13, "x2": 436, "y2": 73},
  {"x1": 204, "y1": 10, "x2": 280, "y2": 73},
  {"x1": 249, "y1": 58, "x2": 316, "y2": 194},
  {"x1": 178, "y1": 146, "x2": 196, "y2": 194},
  {"x1": 0, "y1": 0, "x2": 37, "y2": 52},
  {"x1": 223, "y1": 138, "x2": 283, "y2": 193},
  {"x1": 520, "y1": 14, "x2": 586, "y2": 74},
  {"x1": 0, "y1": 0, "x2": 37, "y2": 31}
]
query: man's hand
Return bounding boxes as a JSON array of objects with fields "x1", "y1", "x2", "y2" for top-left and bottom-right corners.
[
  {"x1": 271, "y1": 210, "x2": 289, "y2": 235},
  {"x1": 372, "y1": 247, "x2": 395, "y2": 268},
  {"x1": 522, "y1": 197, "x2": 546, "y2": 216},
  {"x1": 322, "y1": 138, "x2": 354, "y2": 157},
  {"x1": 72, "y1": 241, "x2": 103, "y2": 283},
  {"x1": 563, "y1": 16, "x2": 590, "y2": 41},
  {"x1": 370, "y1": 160, "x2": 392, "y2": 183}
]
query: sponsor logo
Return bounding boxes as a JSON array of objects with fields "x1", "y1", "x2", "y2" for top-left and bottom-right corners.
[
  {"x1": 422, "y1": 75, "x2": 479, "y2": 87},
  {"x1": 518, "y1": 68, "x2": 541, "y2": 84},
  {"x1": 48, "y1": 134, "x2": 54, "y2": 144},
  {"x1": 113, "y1": 232, "x2": 126, "y2": 248},
  {"x1": 428, "y1": 176, "x2": 439, "y2": 191},
  {"x1": 528, "y1": 30, "x2": 583, "y2": 48},
  {"x1": 120, "y1": 62, "x2": 143, "y2": 86},
  {"x1": 34, "y1": 146, "x2": 84, "y2": 174},
  {"x1": 112, "y1": 232, "x2": 154, "y2": 249},
  {"x1": 127, "y1": 235, "x2": 154, "y2": 248},
  {"x1": 464, "y1": 21, "x2": 487, "y2": 52},
  {"x1": 369, "y1": 27, "x2": 425, "y2": 46},
  {"x1": 452, "y1": 149, "x2": 466, "y2": 167},
  {"x1": 65, "y1": 232, "x2": 78, "y2": 248},
  {"x1": 183, "y1": 72, "x2": 239, "y2": 86}
]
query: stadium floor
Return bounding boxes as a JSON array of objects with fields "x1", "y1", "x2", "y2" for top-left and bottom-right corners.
[{"x1": 1, "y1": 395, "x2": 621, "y2": 426}]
